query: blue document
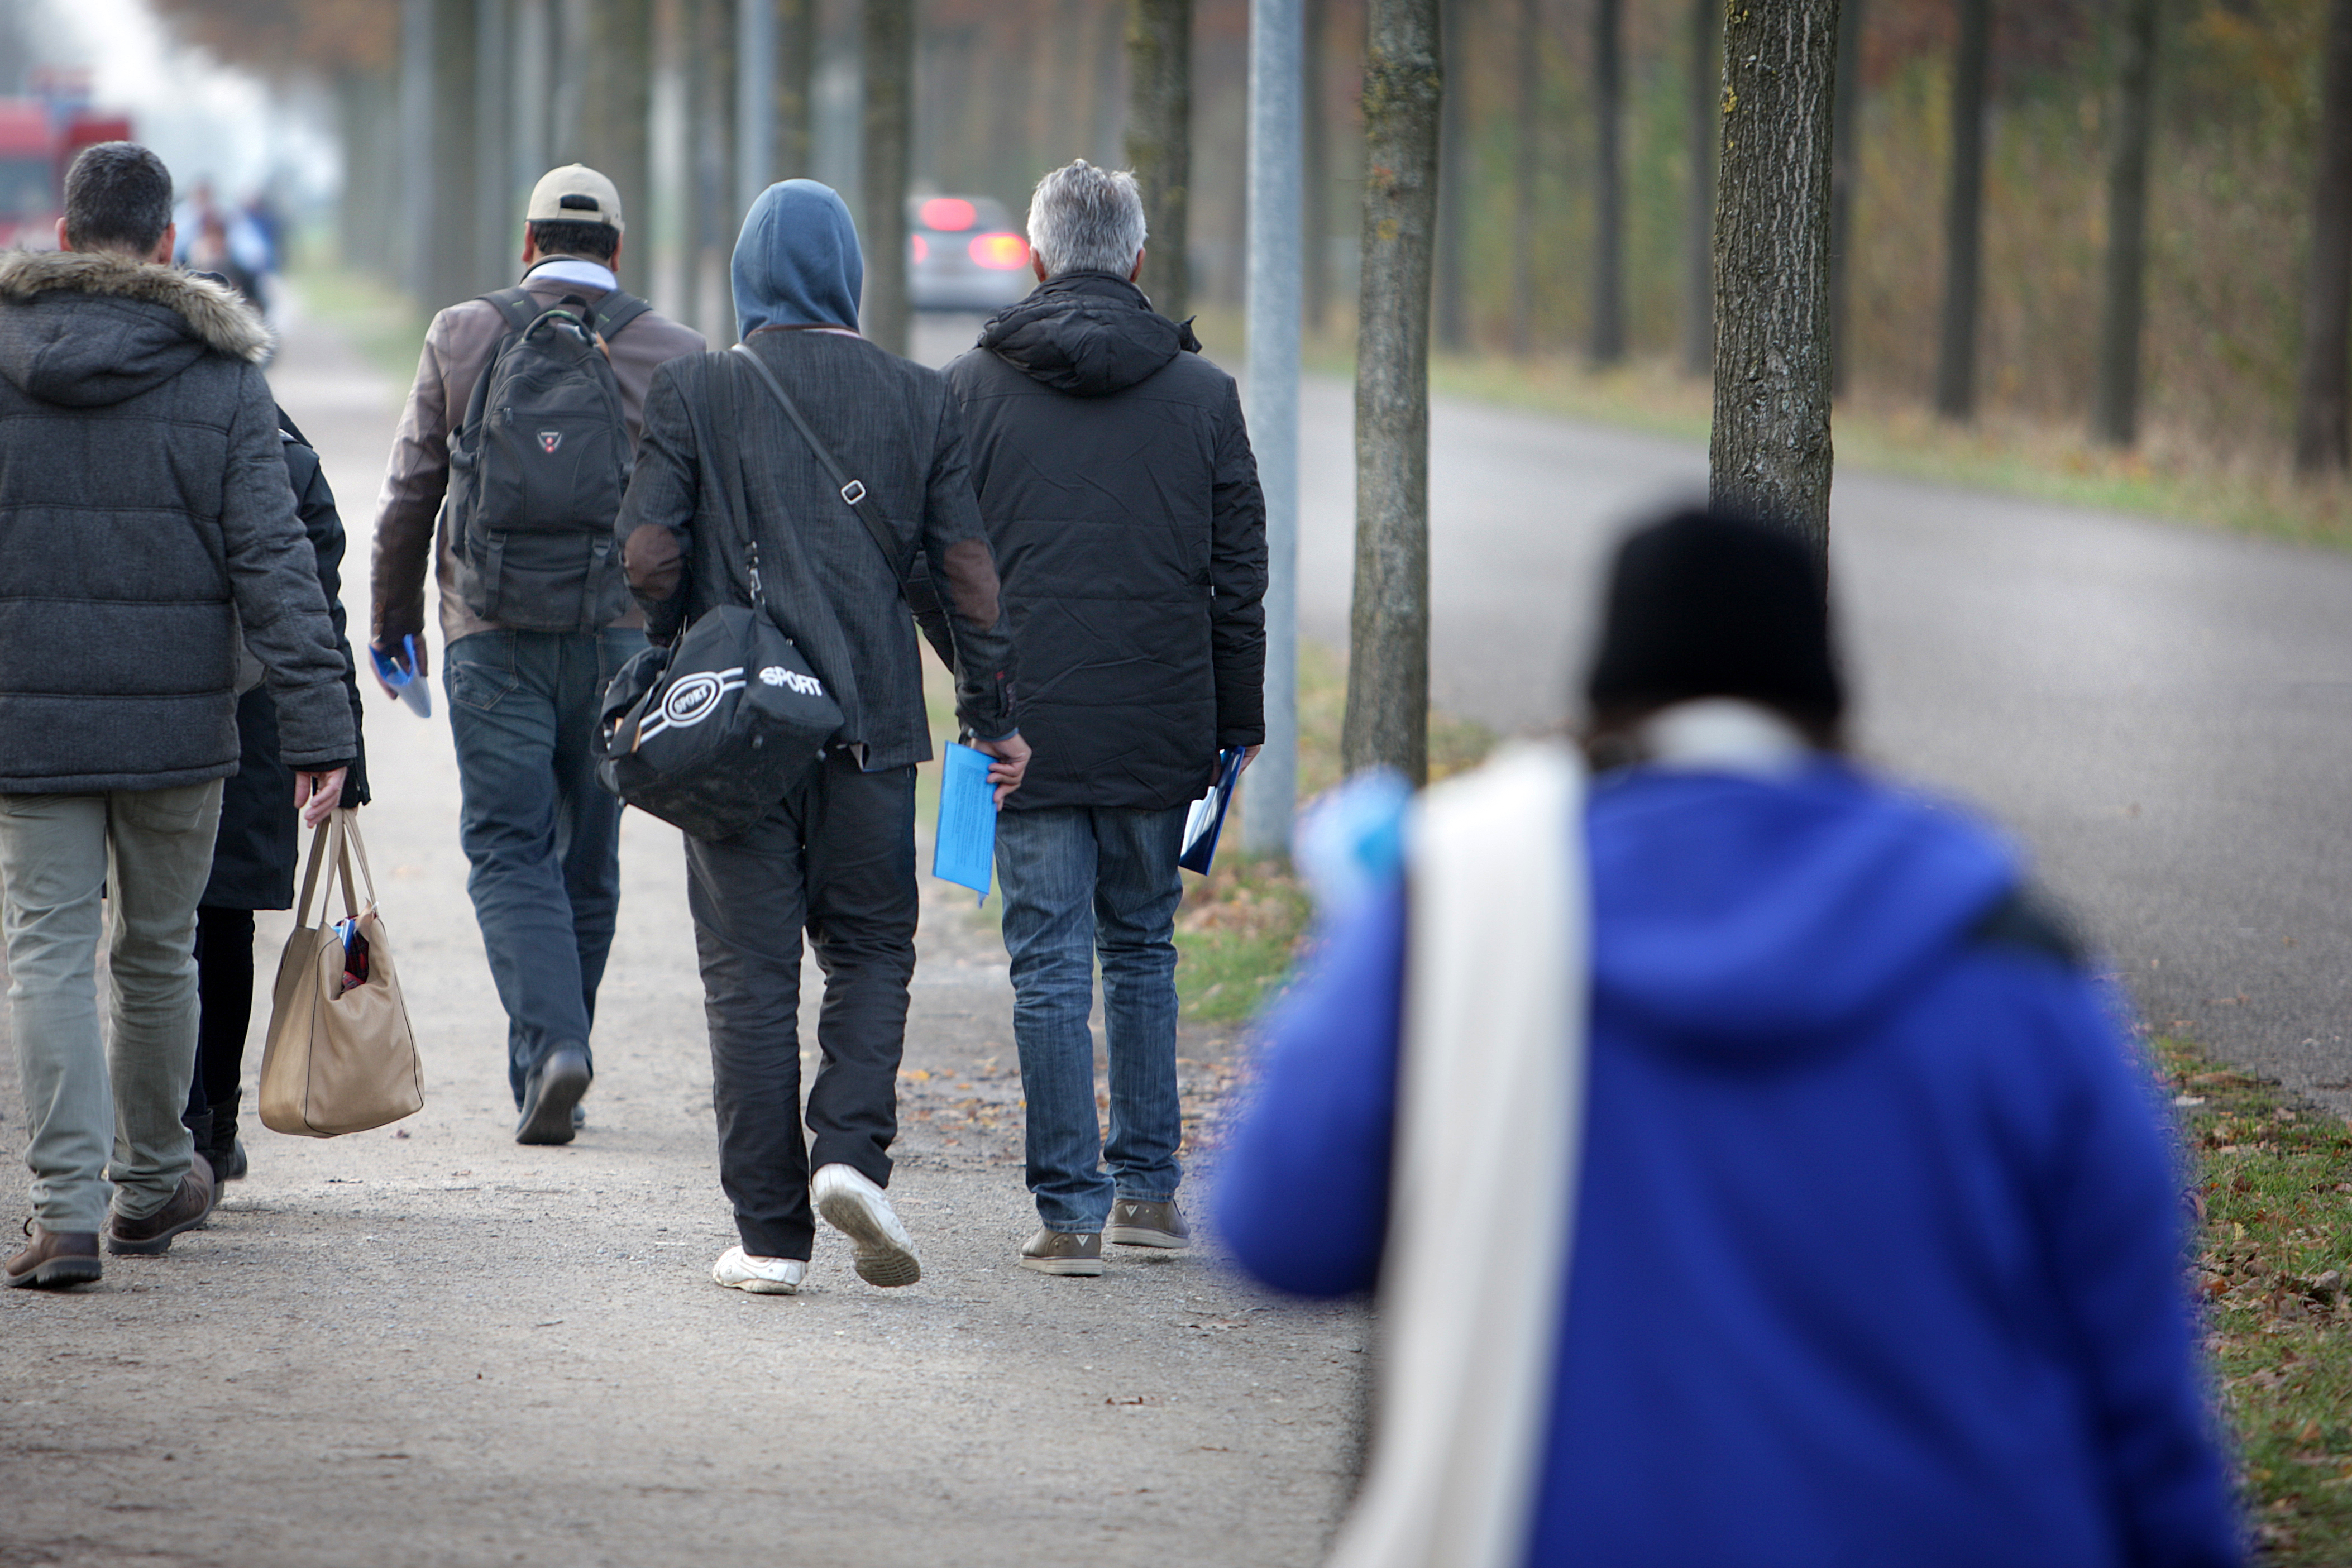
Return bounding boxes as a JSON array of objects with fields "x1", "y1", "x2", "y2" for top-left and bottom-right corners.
[
  {"x1": 1179, "y1": 748, "x2": 1246, "y2": 876},
  {"x1": 933, "y1": 743, "x2": 997, "y2": 901}
]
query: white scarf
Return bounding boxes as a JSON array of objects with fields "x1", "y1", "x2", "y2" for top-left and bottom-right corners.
[{"x1": 1327, "y1": 740, "x2": 1589, "y2": 1568}]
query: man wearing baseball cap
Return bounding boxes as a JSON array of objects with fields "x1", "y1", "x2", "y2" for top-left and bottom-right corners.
[{"x1": 370, "y1": 165, "x2": 705, "y2": 1144}]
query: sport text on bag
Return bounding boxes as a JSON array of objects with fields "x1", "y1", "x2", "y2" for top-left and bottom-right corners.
[{"x1": 444, "y1": 286, "x2": 651, "y2": 633}]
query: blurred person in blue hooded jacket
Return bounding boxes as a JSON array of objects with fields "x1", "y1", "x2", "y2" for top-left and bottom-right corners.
[{"x1": 1217, "y1": 509, "x2": 2241, "y2": 1568}]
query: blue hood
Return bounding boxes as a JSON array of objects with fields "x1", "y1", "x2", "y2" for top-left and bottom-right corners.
[
  {"x1": 732, "y1": 179, "x2": 863, "y2": 336},
  {"x1": 1588, "y1": 762, "x2": 2019, "y2": 1060}
]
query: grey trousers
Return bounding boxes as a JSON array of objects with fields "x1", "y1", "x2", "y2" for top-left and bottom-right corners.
[{"x1": 1, "y1": 781, "x2": 223, "y2": 1231}]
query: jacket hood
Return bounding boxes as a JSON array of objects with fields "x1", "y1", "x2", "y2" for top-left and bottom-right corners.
[
  {"x1": 978, "y1": 271, "x2": 1197, "y2": 397},
  {"x1": 0, "y1": 249, "x2": 270, "y2": 408},
  {"x1": 732, "y1": 180, "x2": 863, "y2": 336},
  {"x1": 1588, "y1": 762, "x2": 2019, "y2": 1062}
]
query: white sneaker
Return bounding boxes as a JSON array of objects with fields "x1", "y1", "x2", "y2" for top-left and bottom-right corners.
[
  {"x1": 811, "y1": 1163, "x2": 922, "y2": 1288},
  {"x1": 711, "y1": 1246, "x2": 806, "y2": 1294}
]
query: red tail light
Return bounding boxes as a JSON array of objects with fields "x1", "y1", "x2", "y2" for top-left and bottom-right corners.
[
  {"x1": 969, "y1": 233, "x2": 1030, "y2": 270},
  {"x1": 920, "y1": 197, "x2": 977, "y2": 232},
  {"x1": 910, "y1": 233, "x2": 929, "y2": 264}
]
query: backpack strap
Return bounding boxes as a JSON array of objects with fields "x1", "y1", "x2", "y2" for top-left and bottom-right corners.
[
  {"x1": 480, "y1": 285, "x2": 542, "y2": 336},
  {"x1": 727, "y1": 341, "x2": 914, "y2": 584},
  {"x1": 591, "y1": 290, "x2": 652, "y2": 340}
]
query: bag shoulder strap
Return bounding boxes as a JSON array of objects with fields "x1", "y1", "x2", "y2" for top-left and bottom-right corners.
[
  {"x1": 710, "y1": 353, "x2": 766, "y2": 608},
  {"x1": 726, "y1": 341, "x2": 913, "y2": 584},
  {"x1": 293, "y1": 813, "x2": 361, "y2": 929}
]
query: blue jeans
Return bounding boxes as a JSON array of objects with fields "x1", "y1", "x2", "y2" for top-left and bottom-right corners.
[
  {"x1": 995, "y1": 804, "x2": 1188, "y2": 1234},
  {"x1": 444, "y1": 627, "x2": 646, "y2": 1107}
]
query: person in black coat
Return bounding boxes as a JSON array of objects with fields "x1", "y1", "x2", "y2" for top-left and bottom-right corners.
[
  {"x1": 184, "y1": 410, "x2": 370, "y2": 1182},
  {"x1": 944, "y1": 160, "x2": 1268, "y2": 1277}
]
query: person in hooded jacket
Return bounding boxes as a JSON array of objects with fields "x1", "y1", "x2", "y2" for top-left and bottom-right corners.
[
  {"x1": 0, "y1": 143, "x2": 353, "y2": 1289},
  {"x1": 617, "y1": 180, "x2": 1026, "y2": 1297},
  {"x1": 944, "y1": 160, "x2": 1268, "y2": 1277},
  {"x1": 183, "y1": 408, "x2": 372, "y2": 1187},
  {"x1": 1217, "y1": 510, "x2": 2241, "y2": 1567}
]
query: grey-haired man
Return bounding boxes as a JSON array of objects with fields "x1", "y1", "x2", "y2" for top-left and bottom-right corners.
[{"x1": 945, "y1": 160, "x2": 1267, "y2": 1277}]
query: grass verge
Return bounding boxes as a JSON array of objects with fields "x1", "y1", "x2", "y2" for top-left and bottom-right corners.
[
  {"x1": 2154, "y1": 1034, "x2": 2352, "y2": 1562},
  {"x1": 1293, "y1": 330, "x2": 2352, "y2": 552},
  {"x1": 286, "y1": 265, "x2": 429, "y2": 386}
]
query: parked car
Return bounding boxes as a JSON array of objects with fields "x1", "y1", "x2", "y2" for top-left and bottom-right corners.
[{"x1": 909, "y1": 194, "x2": 1032, "y2": 313}]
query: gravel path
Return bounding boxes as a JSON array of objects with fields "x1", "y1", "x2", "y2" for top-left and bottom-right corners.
[{"x1": 0, "y1": 303, "x2": 1365, "y2": 1568}]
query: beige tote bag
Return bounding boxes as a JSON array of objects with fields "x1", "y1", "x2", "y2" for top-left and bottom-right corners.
[{"x1": 257, "y1": 809, "x2": 424, "y2": 1137}]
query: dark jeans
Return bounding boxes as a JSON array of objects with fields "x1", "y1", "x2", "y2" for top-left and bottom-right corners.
[
  {"x1": 994, "y1": 803, "x2": 1188, "y2": 1234},
  {"x1": 185, "y1": 906, "x2": 255, "y2": 1120},
  {"x1": 685, "y1": 750, "x2": 917, "y2": 1260},
  {"x1": 444, "y1": 627, "x2": 647, "y2": 1107}
]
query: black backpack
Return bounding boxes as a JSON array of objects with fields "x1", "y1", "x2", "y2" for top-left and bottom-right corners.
[{"x1": 444, "y1": 285, "x2": 649, "y2": 633}]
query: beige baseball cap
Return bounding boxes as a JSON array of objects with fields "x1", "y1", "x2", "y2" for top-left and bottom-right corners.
[{"x1": 525, "y1": 164, "x2": 624, "y2": 233}]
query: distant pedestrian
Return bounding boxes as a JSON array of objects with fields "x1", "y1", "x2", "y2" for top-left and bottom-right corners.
[
  {"x1": 0, "y1": 143, "x2": 355, "y2": 1289},
  {"x1": 1218, "y1": 511, "x2": 2241, "y2": 1567},
  {"x1": 616, "y1": 179, "x2": 1025, "y2": 1296},
  {"x1": 944, "y1": 160, "x2": 1266, "y2": 1277},
  {"x1": 370, "y1": 164, "x2": 704, "y2": 1145},
  {"x1": 185, "y1": 408, "x2": 372, "y2": 1188}
]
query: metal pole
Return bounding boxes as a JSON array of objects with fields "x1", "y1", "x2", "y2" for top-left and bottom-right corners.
[
  {"x1": 477, "y1": 0, "x2": 512, "y2": 293},
  {"x1": 739, "y1": 0, "x2": 776, "y2": 215},
  {"x1": 1243, "y1": 0, "x2": 1302, "y2": 856},
  {"x1": 514, "y1": 0, "x2": 551, "y2": 200}
]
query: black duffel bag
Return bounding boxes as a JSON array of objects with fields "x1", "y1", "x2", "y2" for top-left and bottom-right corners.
[{"x1": 596, "y1": 602, "x2": 841, "y2": 840}]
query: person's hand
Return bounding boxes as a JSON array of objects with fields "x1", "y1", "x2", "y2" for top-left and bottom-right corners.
[
  {"x1": 370, "y1": 637, "x2": 428, "y2": 698},
  {"x1": 295, "y1": 767, "x2": 348, "y2": 829},
  {"x1": 1234, "y1": 744, "x2": 1263, "y2": 776},
  {"x1": 971, "y1": 732, "x2": 1031, "y2": 807}
]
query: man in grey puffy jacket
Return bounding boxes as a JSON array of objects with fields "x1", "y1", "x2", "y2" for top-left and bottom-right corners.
[{"x1": 0, "y1": 144, "x2": 355, "y2": 1290}]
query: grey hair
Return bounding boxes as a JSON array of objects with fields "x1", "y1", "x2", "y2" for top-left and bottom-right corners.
[{"x1": 1026, "y1": 160, "x2": 1147, "y2": 279}]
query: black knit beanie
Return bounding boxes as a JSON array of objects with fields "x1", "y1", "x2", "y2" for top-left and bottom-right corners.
[{"x1": 1583, "y1": 509, "x2": 1844, "y2": 725}]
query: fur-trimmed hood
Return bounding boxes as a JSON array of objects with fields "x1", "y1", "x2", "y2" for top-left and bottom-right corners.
[{"x1": 0, "y1": 248, "x2": 271, "y2": 409}]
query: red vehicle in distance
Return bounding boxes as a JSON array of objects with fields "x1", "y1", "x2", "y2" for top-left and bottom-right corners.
[
  {"x1": 908, "y1": 194, "x2": 1033, "y2": 313},
  {"x1": 0, "y1": 100, "x2": 134, "y2": 251}
]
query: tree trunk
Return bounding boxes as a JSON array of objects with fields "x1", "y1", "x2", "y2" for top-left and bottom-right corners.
[
  {"x1": 429, "y1": 0, "x2": 480, "y2": 310},
  {"x1": 476, "y1": 0, "x2": 513, "y2": 294},
  {"x1": 1711, "y1": 0, "x2": 1840, "y2": 567},
  {"x1": 582, "y1": 0, "x2": 653, "y2": 282},
  {"x1": 1432, "y1": 0, "x2": 1468, "y2": 352},
  {"x1": 1304, "y1": 0, "x2": 1330, "y2": 334},
  {"x1": 400, "y1": 0, "x2": 435, "y2": 299},
  {"x1": 2092, "y1": 0, "x2": 2159, "y2": 448},
  {"x1": 1589, "y1": 0, "x2": 1624, "y2": 364},
  {"x1": 1828, "y1": 0, "x2": 1863, "y2": 395},
  {"x1": 2296, "y1": 0, "x2": 2352, "y2": 475},
  {"x1": 1093, "y1": 0, "x2": 1127, "y2": 162},
  {"x1": 1509, "y1": 0, "x2": 1540, "y2": 357},
  {"x1": 1933, "y1": 0, "x2": 1988, "y2": 422},
  {"x1": 699, "y1": 0, "x2": 738, "y2": 343},
  {"x1": 862, "y1": 0, "x2": 914, "y2": 353},
  {"x1": 1679, "y1": 0, "x2": 1716, "y2": 376},
  {"x1": 1127, "y1": 0, "x2": 1192, "y2": 321},
  {"x1": 777, "y1": 0, "x2": 815, "y2": 179},
  {"x1": 1343, "y1": 0, "x2": 1441, "y2": 785}
]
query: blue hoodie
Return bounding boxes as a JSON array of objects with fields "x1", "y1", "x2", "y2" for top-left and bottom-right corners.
[
  {"x1": 732, "y1": 179, "x2": 863, "y2": 337},
  {"x1": 1217, "y1": 761, "x2": 2241, "y2": 1567}
]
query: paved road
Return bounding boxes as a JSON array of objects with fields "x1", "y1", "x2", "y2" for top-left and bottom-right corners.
[
  {"x1": 928, "y1": 310, "x2": 2352, "y2": 1107},
  {"x1": 1, "y1": 307, "x2": 1364, "y2": 1568},
  {"x1": 1297, "y1": 375, "x2": 2352, "y2": 1108}
]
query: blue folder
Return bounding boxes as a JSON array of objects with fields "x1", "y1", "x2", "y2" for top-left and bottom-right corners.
[
  {"x1": 1179, "y1": 748, "x2": 1246, "y2": 876},
  {"x1": 933, "y1": 742, "x2": 997, "y2": 901}
]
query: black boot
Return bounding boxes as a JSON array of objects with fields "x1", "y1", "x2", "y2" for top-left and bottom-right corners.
[{"x1": 207, "y1": 1091, "x2": 247, "y2": 1182}]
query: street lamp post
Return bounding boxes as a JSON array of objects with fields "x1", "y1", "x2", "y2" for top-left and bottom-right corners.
[{"x1": 1243, "y1": 0, "x2": 1303, "y2": 857}]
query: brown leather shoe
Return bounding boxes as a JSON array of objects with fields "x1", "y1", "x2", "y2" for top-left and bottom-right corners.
[
  {"x1": 6, "y1": 1221, "x2": 101, "y2": 1289},
  {"x1": 104, "y1": 1159, "x2": 214, "y2": 1256},
  {"x1": 1020, "y1": 1227, "x2": 1105, "y2": 1277},
  {"x1": 1106, "y1": 1197, "x2": 1192, "y2": 1251}
]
